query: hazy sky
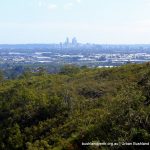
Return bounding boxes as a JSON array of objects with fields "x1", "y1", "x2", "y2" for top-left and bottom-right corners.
[{"x1": 0, "y1": 0, "x2": 150, "y2": 44}]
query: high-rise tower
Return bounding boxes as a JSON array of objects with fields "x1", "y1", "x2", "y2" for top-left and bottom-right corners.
[
  {"x1": 65, "y1": 37, "x2": 69, "y2": 45},
  {"x1": 72, "y1": 37, "x2": 77, "y2": 46}
]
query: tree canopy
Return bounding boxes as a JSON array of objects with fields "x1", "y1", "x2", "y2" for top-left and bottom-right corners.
[{"x1": 0, "y1": 63, "x2": 150, "y2": 149}]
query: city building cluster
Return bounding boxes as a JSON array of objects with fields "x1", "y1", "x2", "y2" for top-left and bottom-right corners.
[{"x1": 60, "y1": 37, "x2": 78, "y2": 48}]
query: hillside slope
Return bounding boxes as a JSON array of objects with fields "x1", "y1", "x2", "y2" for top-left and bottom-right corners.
[{"x1": 0, "y1": 63, "x2": 150, "y2": 150}]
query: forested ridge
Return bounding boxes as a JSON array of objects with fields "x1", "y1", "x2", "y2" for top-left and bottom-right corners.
[{"x1": 0, "y1": 63, "x2": 150, "y2": 150}]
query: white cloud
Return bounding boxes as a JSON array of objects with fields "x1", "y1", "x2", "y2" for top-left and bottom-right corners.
[
  {"x1": 38, "y1": 1, "x2": 42, "y2": 7},
  {"x1": 37, "y1": 0, "x2": 47, "y2": 8},
  {"x1": 143, "y1": 0, "x2": 150, "y2": 6},
  {"x1": 37, "y1": 1, "x2": 57, "y2": 11},
  {"x1": 64, "y1": 2, "x2": 73, "y2": 10},
  {"x1": 48, "y1": 4, "x2": 57, "y2": 11},
  {"x1": 76, "y1": 0, "x2": 81, "y2": 3},
  {"x1": 37, "y1": 0, "x2": 80, "y2": 11}
]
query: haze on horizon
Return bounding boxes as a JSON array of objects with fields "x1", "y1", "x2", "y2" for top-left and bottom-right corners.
[{"x1": 0, "y1": 0, "x2": 150, "y2": 44}]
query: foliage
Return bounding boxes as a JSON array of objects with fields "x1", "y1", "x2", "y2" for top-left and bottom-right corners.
[{"x1": 0, "y1": 63, "x2": 150, "y2": 149}]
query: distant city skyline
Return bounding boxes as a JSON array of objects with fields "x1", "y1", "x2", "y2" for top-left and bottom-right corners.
[{"x1": 0, "y1": 0, "x2": 150, "y2": 44}]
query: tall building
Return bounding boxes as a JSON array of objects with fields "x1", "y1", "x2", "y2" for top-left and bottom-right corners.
[
  {"x1": 72, "y1": 37, "x2": 77, "y2": 46},
  {"x1": 63, "y1": 37, "x2": 78, "y2": 48},
  {"x1": 65, "y1": 37, "x2": 69, "y2": 45}
]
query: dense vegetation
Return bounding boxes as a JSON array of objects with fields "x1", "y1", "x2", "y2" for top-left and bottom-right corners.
[{"x1": 0, "y1": 63, "x2": 150, "y2": 149}]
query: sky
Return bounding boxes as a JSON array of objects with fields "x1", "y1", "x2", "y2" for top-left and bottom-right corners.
[{"x1": 0, "y1": 0, "x2": 150, "y2": 44}]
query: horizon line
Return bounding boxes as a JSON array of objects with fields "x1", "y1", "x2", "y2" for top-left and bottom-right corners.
[{"x1": 0, "y1": 43, "x2": 150, "y2": 45}]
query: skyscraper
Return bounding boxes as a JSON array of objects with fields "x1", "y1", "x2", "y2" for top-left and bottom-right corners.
[
  {"x1": 72, "y1": 37, "x2": 77, "y2": 46},
  {"x1": 65, "y1": 37, "x2": 69, "y2": 45}
]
